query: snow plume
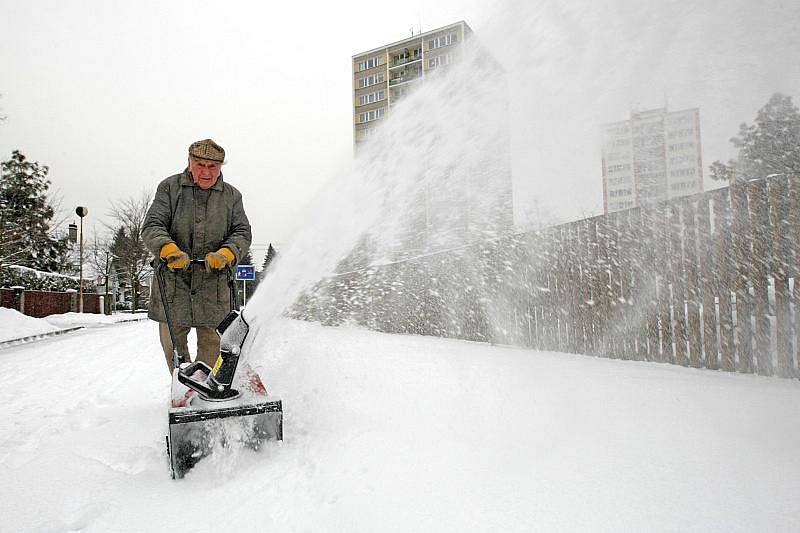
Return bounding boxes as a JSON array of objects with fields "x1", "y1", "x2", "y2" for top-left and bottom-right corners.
[
  {"x1": 244, "y1": 40, "x2": 514, "y2": 363},
  {"x1": 243, "y1": 0, "x2": 800, "y2": 366}
]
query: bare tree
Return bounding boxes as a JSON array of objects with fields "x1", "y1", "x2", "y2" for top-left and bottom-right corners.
[
  {"x1": 107, "y1": 192, "x2": 152, "y2": 311},
  {"x1": 88, "y1": 227, "x2": 116, "y2": 308}
]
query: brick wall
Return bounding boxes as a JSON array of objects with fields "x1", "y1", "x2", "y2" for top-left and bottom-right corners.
[
  {"x1": 0, "y1": 289, "x2": 104, "y2": 317},
  {"x1": 23, "y1": 291, "x2": 73, "y2": 318},
  {"x1": 0, "y1": 289, "x2": 15, "y2": 309}
]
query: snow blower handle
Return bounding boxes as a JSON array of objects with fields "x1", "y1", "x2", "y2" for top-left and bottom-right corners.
[{"x1": 155, "y1": 261, "x2": 183, "y2": 369}]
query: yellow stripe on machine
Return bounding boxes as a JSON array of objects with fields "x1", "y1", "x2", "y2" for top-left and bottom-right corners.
[{"x1": 212, "y1": 355, "x2": 224, "y2": 376}]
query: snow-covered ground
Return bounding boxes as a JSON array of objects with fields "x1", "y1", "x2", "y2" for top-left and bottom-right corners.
[
  {"x1": 0, "y1": 307, "x2": 59, "y2": 341},
  {"x1": 0, "y1": 309, "x2": 148, "y2": 343},
  {"x1": 2, "y1": 318, "x2": 799, "y2": 532},
  {"x1": 42, "y1": 311, "x2": 149, "y2": 330}
]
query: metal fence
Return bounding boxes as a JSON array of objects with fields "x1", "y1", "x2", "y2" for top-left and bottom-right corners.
[{"x1": 294, "y1": 174, "x2": 799, "y2": 378}]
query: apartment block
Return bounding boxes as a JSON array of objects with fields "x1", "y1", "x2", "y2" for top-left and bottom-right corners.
[
  {"x1": 602, "y1": 107, "x2": 703, "y2": 213},
  {"x1": 352, "y1": 21, "x2": 473, "y2": 146}
]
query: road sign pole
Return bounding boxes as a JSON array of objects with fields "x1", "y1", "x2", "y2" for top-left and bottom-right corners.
[{"x1": 235, "y1": 265, "x2": 255, "y2": 308}]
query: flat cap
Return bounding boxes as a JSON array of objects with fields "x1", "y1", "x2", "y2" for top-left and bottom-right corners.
[{"x1": 189, "y1": 138, "x2": 225, "y2": 163}]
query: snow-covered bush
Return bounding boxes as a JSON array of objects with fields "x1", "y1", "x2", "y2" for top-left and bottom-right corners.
[{"x1": 0, "y1": 265, "x2": 95, "y2": 292}]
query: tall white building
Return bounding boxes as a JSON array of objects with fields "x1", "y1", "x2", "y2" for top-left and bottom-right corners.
[
  {"x1": 351, "y1": 21, "x2": 473, "y2": 147},
  {"x1": 602, "y1": 107, "x2": 703, "y2": 213},
  {"x1": 350, "y1": 21, "x2": 513, "y2": 254}
]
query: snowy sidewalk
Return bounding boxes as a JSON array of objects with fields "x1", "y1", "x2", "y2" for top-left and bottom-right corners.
[
  {"x1": 0, "y1": 308, "x2": 149, "y2": 347},
  {"x1": 2, "y1": 319, "x2": 800, "y2": 532}
]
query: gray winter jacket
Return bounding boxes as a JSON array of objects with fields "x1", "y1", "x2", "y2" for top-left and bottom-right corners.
[{"x1": 143, "y1": 169, "x2": 251, "y2": 326}]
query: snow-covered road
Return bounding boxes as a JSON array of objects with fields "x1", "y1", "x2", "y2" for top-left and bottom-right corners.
[{"x1": 2, "y1": 319, "x2": 799, "y2": 532}]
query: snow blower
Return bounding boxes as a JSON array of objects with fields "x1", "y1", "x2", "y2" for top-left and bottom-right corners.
[{"x1": 157, "y1": 260, "x2": 283, "y2": 479}]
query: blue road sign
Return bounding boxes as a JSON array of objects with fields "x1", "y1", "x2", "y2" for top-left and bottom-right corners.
[{"x1": 236, "y1": 265, "x2": 256, "y2": 281}]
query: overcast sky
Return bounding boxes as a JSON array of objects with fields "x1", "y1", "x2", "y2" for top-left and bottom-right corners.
[{"x1": 2, "y1": 0, "x2": 799, "y2": 262}]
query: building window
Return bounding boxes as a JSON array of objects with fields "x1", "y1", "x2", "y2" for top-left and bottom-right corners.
[
  {"x1": 670, "y1": 168, "x2": 696, "y2": 178},
  {"x1": 635, "y1": 161, "x2": 664, "y2": 173},
  {"x1": 359, "y1": 73, "x2": 385, "y2": 89},
  {"x1": 428, "y1": 31, "x2": 458, "y2": 50},
  {"x1": 358, "y1": 90, "x2": 386, "y2": 106},
  {"x1": 607, "y1": 163, "x2": 631, "y2": 173},
  {"x1": 669, "y1": 154, "x2": 695, "y2": 165},
  {"x1": 635, "y1": 134, "x2": 664, "y2": 147},
  {"x1": 360, "y1": 127, "x2": 377, "y2": 140},
  {"x1": 606, "y1": 151, "x2": 631, "y2": 162},
  {"x1": 609, "y1": 175, "x2": 631, "y2": 185},
  {"x1": 428, "y1": 54, "x2": 452, "y2": 69},
  {"x1": 357, "y1": 56, "x2": 383, "y2": 72},
  {"x1": 610, "y1": 200, "x2": 635, "y2": 210},
  {"x1": 638, "y1": 172, "x2": 666, "y2": 184},
  {"x1": 609, "y1": 188, "x2": 633, "y2": 198},
  {"x1": 607, "y1": 125, "x2": 629, "y2": 135},
  {"x1": 359, "y1": 108, "x2": 385, "y2": 123},
  {"x1": 668, "y1": 141, "x2": 694, "y2": 152},
  {"x1": 670, "y1": 181, "x2": 697, "y2": 191},
  {"x1": 667, "y1": 128, "x2": 694, "y2": 139},
  {"x1": 668, "y1": 114, "x2": 695, "y2": 125}
]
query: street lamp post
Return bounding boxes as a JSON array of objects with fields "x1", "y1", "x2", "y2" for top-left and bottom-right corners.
[{"x1": 75, "y1": 207, "x2": 88, "y2": 312}]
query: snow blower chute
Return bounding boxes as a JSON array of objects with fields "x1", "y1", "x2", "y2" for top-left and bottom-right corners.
[{"x1": 157, "y1": 260, "x2": 283, "y2": 479}]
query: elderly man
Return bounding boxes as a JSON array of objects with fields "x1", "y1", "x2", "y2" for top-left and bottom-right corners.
[{"x1": 143, "y1": 139, "x2": 252, "y2": 373}]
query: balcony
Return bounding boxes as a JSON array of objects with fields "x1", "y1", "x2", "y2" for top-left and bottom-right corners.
[
  {"x1": 389, "y1": 48, "x2": 422, "y2": 69},
  {"x1": 389, "y1": 64, "x2": 422, "y2": 87},
  {"x1": 389, "y1": 56, "x2": 422, "y2": 69},
  {"x1": 389, "y1": 75, "x2": 422, "y2": 87}
]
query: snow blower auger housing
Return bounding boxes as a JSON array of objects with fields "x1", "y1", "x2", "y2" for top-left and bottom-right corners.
[{"x1": 157, "y1": 260, "x2": 283, "y2": 479}]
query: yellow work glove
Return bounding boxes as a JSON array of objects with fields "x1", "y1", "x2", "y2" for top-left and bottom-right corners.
[
  {"x1": 160, "y1": 243, "x2": 190, "y2": 270},
  {"x1": 205, "y1": 247, "x2": 235, "y2": 271}
]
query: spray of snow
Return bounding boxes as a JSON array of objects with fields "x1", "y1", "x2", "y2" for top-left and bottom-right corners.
[
  {"x1": 243, "y1": 40, "x2": 512, "y2": 366},
  {"x1": 239, "y1": 0, "x2": 800, "y2": 373}
]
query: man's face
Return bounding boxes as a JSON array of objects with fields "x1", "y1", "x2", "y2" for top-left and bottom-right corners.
[{"x1": 189, "y1": 158, "x2": 222, "y2": 190}]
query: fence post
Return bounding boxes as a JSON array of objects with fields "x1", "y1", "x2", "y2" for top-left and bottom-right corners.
[
  {"x1": 11, "y1": 286, "x2": 25, "y2": 314},
  {"x1": 637, "y1": 205, "x2": 659, "y2": 361},
  {"x1": 697, "y1": 196, "x2": 719, "y2": 369},
  {"x1": 731, "y1": 182, "x2": 754, "y2": 373},
  {"x1": 66, "y1": 289, "x2": 78, "y2": 313},
  {"x1": 566, "y1": 223, "x2": 583, "y2": 354},
  {"x1": 769, "y1": 176, "x2": 793, "y2": 377},
  {"x1": 585, "y1": 219, "x2": 600, "y2": 356},
  {"x1": 669, "y1": 203, "x2": 689, "y2": 366},
  {"x1": 790, "y1": 176, "x2": 800, "y2": 378},
  {"x1": 747, "y1": 179, "x2": 773, "y2": 375},
  {"x1": 713, "y1": 189, "x2": 736, "y2": 371},
  {"x1": 616, "y1": 209, "x2": 637, "y2": 359},
  {"x1": 683, "y1": 199, "x2": 703, "y2": 368},
  {"x1": 655, "y1": 203, "x2": 674, "y2": 363}
]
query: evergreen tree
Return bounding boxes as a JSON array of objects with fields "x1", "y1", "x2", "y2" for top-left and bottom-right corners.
[
  {"x1": 0, "y1": 150, "x2": 70, "y2": 271},
  {"x1": 259, "y1": 243, "x2": 277, "y2": 282},
  {"x1": 710, "y1": 93, "x2": 800, "y2": 181},
  {"x1": 239, "y1": 250, "x2": 261, "y2": 294}
]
